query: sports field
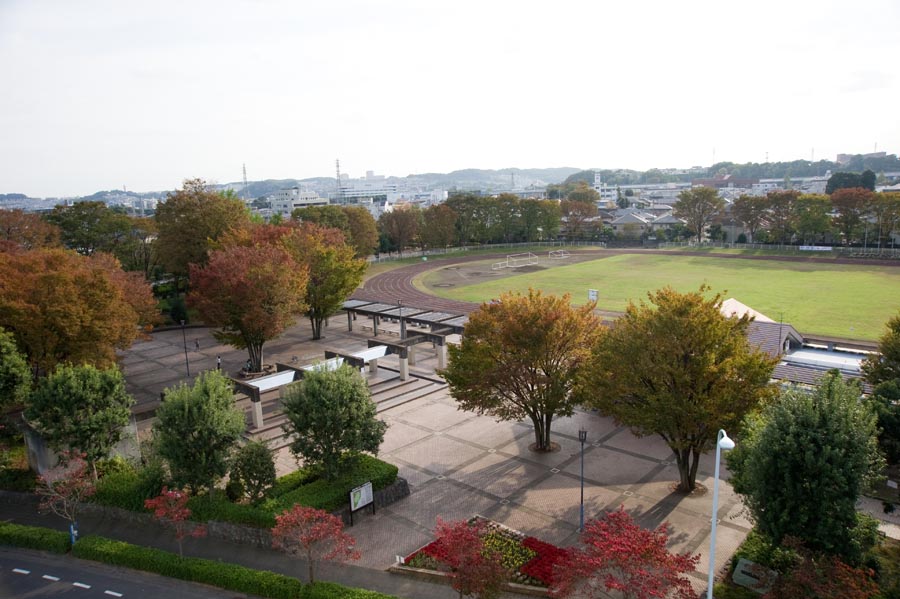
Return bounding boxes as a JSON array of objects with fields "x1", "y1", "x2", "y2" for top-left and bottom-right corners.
[{"x1": 421, "y1": 254, "x2": 900, "y2": 341}]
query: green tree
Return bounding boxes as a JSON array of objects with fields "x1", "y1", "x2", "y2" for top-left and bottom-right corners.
[
  {"x1": 727, "y1": 371, "x2": 884, "y2": 564},
  {"x1": 281, "y1": 364, "x2": 386, "y2": 479},
  {"x1": 442, "y1": 289, "x2": 602, "y2": 451},
  {"x1": 25, "y1": 364, "x2": 133, "y2": 476},
  {"x1": 421, "y1": 204, "x2": 458, "y2": 249},
  {"x1": 291, "y1": 205, "x2": 349, "y2": 231},
  {"x1": 794, "y1": 194, "x2": 832, "y2": 244},
  {"x1": 831, "y1": 188, "x2": 873, "y2": 245},
  {"x1": 188, "y1": 244, "x2": 309, "y2": 371},
  {"x1": 863, "y1": 312, "x2": 900, "y2": 463},
  {"x1": 153, "y1": 370, "x2": 245, "y2": 493},
  {"x1": 230, "y1": 440, "x2": 276, "y2": 503},
  {"x1": 378, "y1": 206, "x2": 421, "y2": 256},
  {"x1": 566, "y1": 182, "x2": 600, "y2": 204},
  {"x1": 0, "y1": 326, "x2": 30, "y2": 411},
  {"x1": 342, "y1": 206, "x2": 379, "y2": 258},
  {"x1": 585, "y1": 286, "x2": 777, "y2": 492},
  {"x1": 44, "y1": 201, "x2": 132, "y2": 256},
  {"x1": 869, "y1": 193, "x2": 900, "y2": 249},
  {"x1": 766, "y1": 190, "x2": 799, "y2": 244},
  {"x1": 521, "y1": 199, "x2": 560, "y2": 242},
  {"x1": 560, "y1": 199, "x2": 598, "y2": 240},
  {"x1": 860, "y1": 169, "x2": 877, "y2": 192},
  {"x1": 282, "y1": 224, "x2": 366, "y2": 341},
  {"x1": 445, "y1": 194, "x2": 482, "y2": 246},
  {"x1": 154, "y1": 179, "x2": 251, "y2": 279},
  {"x1": 673, "y1": 187, "x2": 724, "y2": 242},
  {"x1": 826, "y1": 172, "x2": 863, "y2": 195},
  {"x1": 732, "y1": 195, "x2": 769, "y2": 243}
]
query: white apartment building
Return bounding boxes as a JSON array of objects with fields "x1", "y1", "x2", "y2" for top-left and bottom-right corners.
[{"x1": 270, "y1": 187, "x2": 329, "y2": 218}]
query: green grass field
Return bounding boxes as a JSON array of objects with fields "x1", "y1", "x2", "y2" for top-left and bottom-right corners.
[{"x1": 423, "y1": 254, "x2": 900, "y2": 341}]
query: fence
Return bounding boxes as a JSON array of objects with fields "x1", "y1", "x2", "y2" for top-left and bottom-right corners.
[
  {"x1": 370, "y1": 240, "x2": 607, "y2": 263},
  {"x1": 658, "y1": 241, "x2": 900, "y2": 259}
]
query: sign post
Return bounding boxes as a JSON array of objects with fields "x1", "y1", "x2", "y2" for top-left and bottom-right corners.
[
  {"x1": 588, "y1": 289, "x2": 598, "y2": 302},
  {"x1": 349, "y1": 481, "x2": 375, "y2": 526}
]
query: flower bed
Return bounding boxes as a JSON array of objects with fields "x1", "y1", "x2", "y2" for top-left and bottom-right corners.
[{"x1": 403, "y1": 517, "x2": 567, "y2": 588}]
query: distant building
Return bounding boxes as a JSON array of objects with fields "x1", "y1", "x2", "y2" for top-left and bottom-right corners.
[{"x1": 270, "y1": 187, "x2": 328, "y2": 219}]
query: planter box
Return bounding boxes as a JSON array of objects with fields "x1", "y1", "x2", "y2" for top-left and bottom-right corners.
[{"x1": 388, "y1": 563, "x2": 550, "y2": 598}]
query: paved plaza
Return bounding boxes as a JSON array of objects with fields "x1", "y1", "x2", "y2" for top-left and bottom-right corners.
[{"x1": 121, "y1": 314, "x2": 750, "y2": 593}]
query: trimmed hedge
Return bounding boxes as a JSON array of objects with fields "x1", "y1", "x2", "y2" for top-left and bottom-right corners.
[
  {"x1": 0, "y1": 523, "x2": 396, "y2": 599},
  {"x1": 0, "y1": 522, "x2": 70, "y2": 553},
  {"x1": 73, "y1": 535, "x2": 305, "y2": 599},
  {"x1": 187, "y1": 493, "x2": 276, "y2": 528},
  {"x1": 92, "y1": 463, "x2": 165, "y2": 512},
  {"x1": 266, "y1": 455, "x2": 398, "y2": 513}
]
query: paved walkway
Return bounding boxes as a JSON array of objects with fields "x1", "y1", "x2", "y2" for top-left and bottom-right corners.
[{"x1": 108, "y1": 315, "x2": 752, "y2": 597}]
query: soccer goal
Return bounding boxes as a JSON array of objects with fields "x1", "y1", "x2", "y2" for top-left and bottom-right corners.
[
  {"x1": 548, "y1": 249, "x2": 570, "y2": 260},
  {"x1": 507, "y1": 252, "x2": 538, "y2": 268}
]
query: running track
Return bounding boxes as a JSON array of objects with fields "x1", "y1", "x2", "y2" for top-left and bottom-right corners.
[{"x1": 354, "y1": 248, "x2": 900, "y2": 316}]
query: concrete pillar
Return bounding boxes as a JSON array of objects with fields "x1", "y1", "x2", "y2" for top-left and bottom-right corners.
[
  {"x1": 437, "y1": 343, "x2": 448, "y2": 370},
  {"x1": 347, "y1": 311, "x2": 353, "y2": 331},
  {"x1": 373, "y1": 316, "x2": 379, "y2": 337},
  {"x1": 400, "y1": 318, "x2": 406, "y2": 340},
  {"x1": 252, "y1": 401, "x2": 264, "y2": 429},
  {"x1": 369, "y1": 358, "x2": 378, "y2": 374},
  {"x1": 408, "y1": 346, "x2": 416, "y2": 366},
  {"x1": 399, "y1": 357, "x2": 409, "y2": 381}
]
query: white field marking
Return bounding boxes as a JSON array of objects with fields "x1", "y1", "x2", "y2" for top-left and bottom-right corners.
[
  {"x1": 104, "y1": 591, "x2": 123, "y2": 597},
  {"x1": 42, "y1": 574, "x2": 61, "y2": 581},
  {"x1": 12, "y1": 568, "x2": 30, "y2": 574},
  {"x1": 73, "y1": 582, "x2": 91, "y2": 589}
]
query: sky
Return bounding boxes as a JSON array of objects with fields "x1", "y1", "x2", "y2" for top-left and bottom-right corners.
[{"x1": 1, "y1": 0, "x2": 899, "y2": 198}]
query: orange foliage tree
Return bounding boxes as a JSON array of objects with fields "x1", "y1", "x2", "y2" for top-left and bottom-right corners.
[
  {"x1": 442, "y1": 289, "x2": 602, "y2": 451},
  {"x1": 0, "y1": 208, "x2": 61, "y2": 251},
  {"x1": 0, "y1": 249, "x2": 158, "y2": 375}
]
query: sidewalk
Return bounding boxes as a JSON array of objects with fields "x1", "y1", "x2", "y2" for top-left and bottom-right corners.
[{"x1": 0, "y1": 491, "x2": 462, "y2": 599}]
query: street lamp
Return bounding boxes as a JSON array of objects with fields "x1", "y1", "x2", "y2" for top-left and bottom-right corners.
[
  {"x1": 180, "y1": 320, "x2": 190, "y2": 377},
  {"x1": 578, "y1": 428, "x2": 588, "y2": 532},
  {"x1": 707, "y1": 429, "x2": 735, "y2": 599}
]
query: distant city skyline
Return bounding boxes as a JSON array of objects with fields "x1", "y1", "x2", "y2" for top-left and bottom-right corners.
[{"x1": 2, "y1": 0, "x2": 898, "y2": 198}]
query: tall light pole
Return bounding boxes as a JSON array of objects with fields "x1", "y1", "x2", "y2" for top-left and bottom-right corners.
[
  {"x1": 578, "y1": 428, "x2": 587, "y2": 532},
  {"x1": 707, "y1": 429, "x2": 735, "y2": 599},
  {"x1": 180, "y1": 320, "x2": 190, "y2": 377}
]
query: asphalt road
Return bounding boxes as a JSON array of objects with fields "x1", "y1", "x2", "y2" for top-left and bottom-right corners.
[{"x1": 0, "y1": 547, "x2": 255, "y2": 599}]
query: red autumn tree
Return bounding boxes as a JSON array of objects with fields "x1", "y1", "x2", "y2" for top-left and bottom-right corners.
[
  {"x1": 188, "y1": 244, "x2": 309, "y2": 371},
  {"x1": 271, "y1": 505, "x2": 360, "y2": 583},
  {"x1": 36, "y1": 451, "x2": 96, "y2": 544},
  {"x1": 0, "y1": 208, "x2": 61, "y2": 251},
  {"x1": 429, "y1": 518, "x2": 507, "y2": 599},
  {"x1": 144, "y1": 486, "x2": 207, "y2": 558},
  {"x1": 551, "y1": 508, "x2": 699, "y2": 599}
]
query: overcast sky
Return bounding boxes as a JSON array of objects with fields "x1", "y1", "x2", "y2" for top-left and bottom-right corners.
[{"x1": 2, "y1": 0, "x2": 898, "y2": 197}]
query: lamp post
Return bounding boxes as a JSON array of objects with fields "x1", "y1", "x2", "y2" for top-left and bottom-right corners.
[
  {"x1": 180, "y1": 320, "x2": 190, "y2": 377},
  {"x1": 578, "y1": 428, "x2": 587, "y2": 532},
  {"x1": 707, "y1": 429, "x2": 735, "y2": 599}
]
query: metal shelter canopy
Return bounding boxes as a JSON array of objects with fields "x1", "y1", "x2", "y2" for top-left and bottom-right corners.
[{"x1": 342, "y1": 300, "x2": 468, "y2": 335}]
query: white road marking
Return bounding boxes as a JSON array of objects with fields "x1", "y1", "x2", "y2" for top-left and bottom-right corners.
[
  {"x1": 12, "y1": 568, "x2": 30, "y2": 574},
  {"x1": 73, "y1": 582, "x2": 91, "y2": 589},
  {"x1": 104, "y1": 591, "x2": 124, "y2": 597},
  {"x1": 42, "y1": 574, "x2": 61, "y2": 581}
]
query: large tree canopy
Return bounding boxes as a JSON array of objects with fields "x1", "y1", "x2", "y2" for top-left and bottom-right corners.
[
  {"x1": 0, "y1": 249, "x2": 158, "y2": 375},
  {"x1": 43, "y1": 201, "x2": 132, "y2": 256},
  {"x1": 727, "y1": 372, "x2": 884, "y2": 564},
  {"x1": 188, "y1": 244, "x2": 309, "y2": 371},
  {"x1": 281, "y1": 364, "x2": 386, "y2": 479},
  {"x1": 442, "y1": 289, "x2": 602, "y2": 451},
  {"x1": 154, "y1": 179, "x2": 250, "y2": 278},
  {"x1": 25, "y1": 364, "x2": 133, "y2": 475},
  {"x1": 585, "y1": 285, "x2": 777, "y2": 492},
  {"x1": 153, "y1": 370, "x2": 245, "y2": 494},
  {"x1": 0, "y1": 209, "x2": 61, "y2": 252},
  {"x1": 674, "y1": 186, "x2": 724, "y2": 242},
  {"x1": 0, "y1": 326, "x2": 30, "y2": 411}
]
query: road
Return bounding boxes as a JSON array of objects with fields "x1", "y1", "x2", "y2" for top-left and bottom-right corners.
[{"x1": 0, "y1": 547, "x2": 256, "y2": 598}]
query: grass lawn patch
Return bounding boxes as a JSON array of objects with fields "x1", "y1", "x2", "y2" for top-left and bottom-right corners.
[{"x1": 424, "y1": 253, "x2": 900, "y2": 340}]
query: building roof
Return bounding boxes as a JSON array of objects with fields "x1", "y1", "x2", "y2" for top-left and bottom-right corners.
[{"x1": 721, "y1": 298, "x2": 775, "y2": 323}]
